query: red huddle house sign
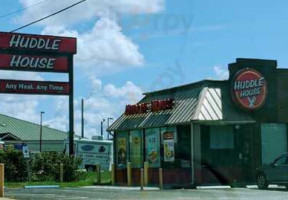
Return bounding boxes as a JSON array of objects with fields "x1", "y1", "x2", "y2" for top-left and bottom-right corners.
[
  {"x1": 231, "y1": 68, "x2": 267, "y2": 110},
  {"x1": 125, "y1": 99, "x2": 175, "y2": 115},
  {"x1": 0, "y1": 31, "x2": 76, "y2": 155},
  {"x1": 0, "y1": 53, "x2": 69, "y2": 73},
  {"x1": 0, "y1": 32, "x2": 76, "y2": 54},
  {"x1": 0, "y1": 79, "x2": 70, "y2": 95}
]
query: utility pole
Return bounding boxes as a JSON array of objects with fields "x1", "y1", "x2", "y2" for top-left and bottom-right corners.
[
  {"x1": 40, "y1": 111, "x2": 45, "y2": 152},
  {"x1": 81, "y1": 98, "x2": 84, "y2": 138},
  {"x1": 107, "y1": 117, "x2": 113, "y2": 139},
  {"x1": 100, "y1": 119, "x2": 105, "y2": 139}
]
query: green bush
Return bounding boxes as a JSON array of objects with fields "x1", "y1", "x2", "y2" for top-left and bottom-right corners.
[
  {"x1": 0, "y1": 150, "x2": 83, "y2": 182},
  {"x1": 0, "y1": 148, "x2": 28, "y2": 181},
  {"x1": 30, "y1": 152, "x2": 83, "y2": 182}
]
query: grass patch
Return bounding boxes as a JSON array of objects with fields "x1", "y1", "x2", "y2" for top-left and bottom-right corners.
[{"x1": 6, "y1": 171, "x2": 111, "y2": 189}]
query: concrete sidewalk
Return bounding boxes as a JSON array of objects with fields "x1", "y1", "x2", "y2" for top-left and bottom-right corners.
[
  {"x1": 5, "y1": 187, "x2": 288, "y2": 200},
  {"x1": 81, "y1": 185, "x2": 160, "y2": 190}
]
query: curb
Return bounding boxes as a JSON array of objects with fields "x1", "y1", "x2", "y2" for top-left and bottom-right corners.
[
  {"x1": 196, "y1": 186, "x2": 231, "y2": 189},
  {"x1": 81, "y1": 186, "x2": 159, "y2": 191},
  {"x1": 24, "y1": 185, "x2": 60, "y2": 189}
]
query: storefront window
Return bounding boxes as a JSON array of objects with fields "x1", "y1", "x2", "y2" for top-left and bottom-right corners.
[
  {"x1": 145, "y1": 128, "x2": 160, "y2": 168},
  {"x1": 210, "y1": 126, "x2": 234, "y2": 149},
  {"x1": 177, "y1": 125, "x2": 191, "y2": 168},
  {"x1": 261, "y1": 123, "x2": 287, "y2": 164},
  {"x1": 116, "y1": 131, "x2": 128, "y2": 168},
  {"x1": 161, "y1": 127, "x2": 177, "y2": 163},
  {"x1": 129, "y1": 130, "x2": 143, "y2": 168}
]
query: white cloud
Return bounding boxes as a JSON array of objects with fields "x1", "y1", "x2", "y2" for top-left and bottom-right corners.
[
  {"x1": 0, "y1": 94, "x2": 41, "y2": 123},
  {"x1": 104, "y1": 81, "x2": 143, "y2": 103},
  {"x1": 89, "y1": 76, "x2": 102, "y2": 93},
  {"x1": 8, "y1": 0, "x2": 160, "y2": 138},
  {"x1": 0, "y1": 72, "x2": 45, "y2": 124},
  {"x1": 77, "y1": 80, "x2": 143, "y2": 138},
  {"x1": 41, "y1": 17, "x2": 144, "y2": 74},
  {"x1": 19, "y1": 0, "x2": 164, "y2": 26},
  {"x1": 48, "y1": 78, "x2": 143, "y2": 138},
  {"x1": 45, "y1": 116, "x2": 68, "y2": 132},
  {"x1": 213, "y1": 66, "x2": 229, "y2": 80},
  {"x1": 54, "y1": 96, "x2": 69, "y2": 116},
  {"x1": 18, "y1": 0, "x2": 165, "y2": 74}
]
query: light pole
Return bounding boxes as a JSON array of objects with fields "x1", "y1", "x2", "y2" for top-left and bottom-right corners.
[
  {"x1": 100, "y1": 119, "x2": 105, "y2": 139},
  {"x1": 107, "y1": 117, "x2": 113, "y2": 139},
  {"x1": 40, "y1": 111, "x2": 45, "y2": 152}
]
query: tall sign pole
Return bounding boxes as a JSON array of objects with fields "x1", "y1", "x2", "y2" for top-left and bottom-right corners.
[{"x1": 69, "y1": 56, "x2": 74, "y2": 155}]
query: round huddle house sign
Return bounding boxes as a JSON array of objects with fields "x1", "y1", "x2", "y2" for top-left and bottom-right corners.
[{"x1": 231, "y1": 68, "x2": 267, "y2": 110}]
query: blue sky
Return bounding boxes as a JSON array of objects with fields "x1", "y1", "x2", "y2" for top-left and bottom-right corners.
[{"x1": 0, "y1": 0, "x2": 287, "y2": 138}]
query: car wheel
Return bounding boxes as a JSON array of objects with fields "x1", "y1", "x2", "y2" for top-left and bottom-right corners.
[{"x1": 256, "y1": 174, "x2": 268, "y2": 189}]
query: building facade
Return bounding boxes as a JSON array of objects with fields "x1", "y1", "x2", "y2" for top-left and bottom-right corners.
[
  {"x1": 0, "y1": 114, "x2": 68, "y2": 152},
  {"x1": 108, "y1": 58, "x2": 288, "y2": 187}
]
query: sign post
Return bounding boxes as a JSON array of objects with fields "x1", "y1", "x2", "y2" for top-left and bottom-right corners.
[
  {"x1": 0, "y1": 164, "x2": 4, "y2": 197},
  {"x1": 0, "y1": 32, "x2": 77, "y2": 155},
  {"x1": 22, "y1": 146, "x2": 31, "y2": 181},
  {"x1": 69, "y1": 56, "x2": 74, "y2": 155},
  {"x1": 22, "y1": 146, "x2": 29, "y2": 158}
]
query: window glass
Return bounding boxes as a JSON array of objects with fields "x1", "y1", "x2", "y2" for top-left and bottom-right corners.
[
  {"x1": 161, "y1": 127, "x2": 176, "y2": 163},
  {"x1": 210, "y1": 126, "x2": 234, "y2": 149},
  {"x1": 275, "y1": 156, "x2": 287, "y2": 166},
  {"x1": 261, "y1": 123, "x2": 287, "y2": 164},
  {"x1": 177, "y1": 125, "x2": 191, "y2": 168},
  {"x1": 116, "y1": 131, "x2": 128, "y2": 168},
  {"x1": 145, "y1": 128, "x2": 160, "y2": 168},
  {"x1": 129, "y1": 130, "x2": 143, "y2": 168}
]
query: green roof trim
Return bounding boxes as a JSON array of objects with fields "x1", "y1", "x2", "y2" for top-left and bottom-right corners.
[{"x1": 0, "y1": 114, "x2": 68, "y2": 141}]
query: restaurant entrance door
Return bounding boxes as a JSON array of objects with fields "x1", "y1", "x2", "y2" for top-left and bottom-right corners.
[{"x1": 201, "y1": 124, "x2": 254, "y2": 185}]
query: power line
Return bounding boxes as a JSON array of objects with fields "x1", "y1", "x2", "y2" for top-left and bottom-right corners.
[
  {"x1": 10, "y1": 0, "x2": 87, "y2": 33},
  {"x1": 0, "y1": 0, "x2": 55, "y2": 19}
]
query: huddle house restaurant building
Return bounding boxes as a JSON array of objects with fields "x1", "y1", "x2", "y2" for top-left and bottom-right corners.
[{"x1": 108, "y1": 58, "x2": 288, "y2": 187}]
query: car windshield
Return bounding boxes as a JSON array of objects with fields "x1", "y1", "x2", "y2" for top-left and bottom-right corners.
[
  {"x1": 0, "y1": 1, "x2": 288, "y2": 200},
  {"x1": 274, "y1": 156, "x2": 288, "y2": 166}
]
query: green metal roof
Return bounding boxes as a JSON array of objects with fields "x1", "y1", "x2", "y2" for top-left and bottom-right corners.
[
  {"x1": 0, "y1": 114, "x2": 68, "y2": 141},
  {"x1": 108, "y1": 85, "x2": 203, "y2": 131},
  {"x1": 108, "y1": 80, "x2": 254, "y2": 131}
]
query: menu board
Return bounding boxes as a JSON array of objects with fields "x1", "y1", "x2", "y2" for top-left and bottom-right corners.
[
  {"x1": 161, "y1": 126, "x2": 177, "y2": 144},
  {"x1": 117, "y1": 132, "x2": 128, "y2": 167},
  {"x1": 145, "y1": 128, "x2": 160, "y2": 168},
  {"x1": 163, "y1": 131, "x2": 175, "y2": 162},
  {"x1": 130, "y1": 130, "x2": 142, "y2": 168}
]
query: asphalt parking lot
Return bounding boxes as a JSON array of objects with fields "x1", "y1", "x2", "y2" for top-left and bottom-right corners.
[{"x1": 4, "y1": 186, "x2": 288, "y2": 200}]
